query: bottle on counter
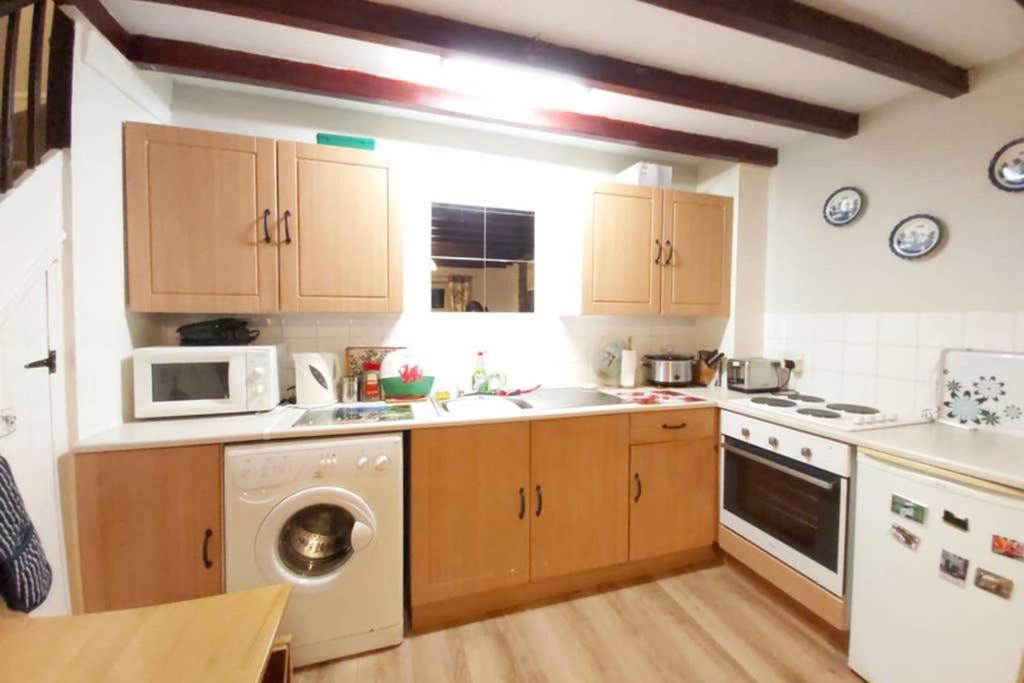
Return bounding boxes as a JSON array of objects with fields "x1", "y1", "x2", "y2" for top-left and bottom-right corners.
[
  {"x1": 471, "y1": 351, "x2": 488, "y2": 393},
  {"x1": 360, "y1": 361, "x2": 381, "y2": 402}
]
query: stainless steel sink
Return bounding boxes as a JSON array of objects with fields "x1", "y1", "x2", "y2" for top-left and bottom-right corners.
[{"x1": 515, "y1": 388, "x2": 624, "y2": 411}]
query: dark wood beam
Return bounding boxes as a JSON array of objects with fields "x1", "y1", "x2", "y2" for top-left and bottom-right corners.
[
  {"x1": 142, "y1": 0, "x2": 857, "y2": 138},
  {"x1": 61, "y1": 0, "x2": 130, "y2": 55},
  {"x1": 639, "y1": 0, "x2": 968, "y2": 97},
  {"x1": 127, "y1": 36, "x2": 779, "y2": 166}
]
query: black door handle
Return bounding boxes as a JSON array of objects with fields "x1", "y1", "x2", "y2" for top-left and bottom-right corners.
[
  {"x1": 283, "y1": 209, "x2": 293, "y2": 244},
  {"x1": 262, "y1": 208, "x2": 271, "y2": 243},
  {"x1": 535, "y1": 485, "x2": 543, "y2": 517},
  {"x1": 662, "y1": 422, "x2": 687, "y2": 430},
  {"x1": 654, "y1": 238, "x2": 663, "y2": 265},
  {"x1": 634, "y1": 473, "x2": 642, "y2": 502},
  {"x1": 518, "y1": 487, "x2": 525, "y2": 520},
  {"x1": 202, "y1": 528, "x2": 213, "y2": 569}
]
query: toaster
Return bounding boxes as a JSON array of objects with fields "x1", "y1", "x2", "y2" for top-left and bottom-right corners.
[{"x1": 726, "y1": 357, "x2": 791, "y2": 393}]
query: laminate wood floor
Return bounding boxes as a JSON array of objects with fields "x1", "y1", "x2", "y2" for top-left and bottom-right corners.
[{"x1": 296, "y1": 562, "x2": 861, "y2": 682}]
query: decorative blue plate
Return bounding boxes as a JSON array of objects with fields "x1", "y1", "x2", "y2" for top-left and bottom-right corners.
[
  {"x1": 822, "y1": 186, "x2": 864, "y2": 226},
  {"x1": 989, "y1": 138, "x2": 1024, "y2": 192},
  {"x1": 889, "y1": 214, "x2": 943, "y2": 260}
]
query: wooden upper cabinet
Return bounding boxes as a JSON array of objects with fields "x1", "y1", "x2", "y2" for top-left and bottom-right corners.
[
  {"x1": 530, "y1": 415, "x2": 630, "y2": 580},
  {"x1": 277, "y1": 141, "x2": 402, "y2": 313},
  {"x1": 582, "y1": 183, "x2": 732, "y2": 317},
  {"x1": 75, "y1": 445, "x2": 224, "y2": 613},
  {"x1": 124, "y1": 123, "x2": 278, "y2": 313},
  {"x1": 661, "y1": 190, "x2": 733, "y2": 317},
  {"x1": 582, "y1": 183, "x2": 662, "y2": 315},
  {"x1": 410, "y1": 424, "x2": 531, "y2": 605}
]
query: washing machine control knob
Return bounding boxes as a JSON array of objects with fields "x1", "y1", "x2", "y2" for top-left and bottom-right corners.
[
  {"x1": 374, "y1": 455, "x2": 391, "y2": 470},
  {"x1": 356, "y1": 456, "x2": 369, "y2": 469}
]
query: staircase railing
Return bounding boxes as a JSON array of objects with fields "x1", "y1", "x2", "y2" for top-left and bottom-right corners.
[{"x1": 0, "y1": 0, "x2": 72, "y2": 193}]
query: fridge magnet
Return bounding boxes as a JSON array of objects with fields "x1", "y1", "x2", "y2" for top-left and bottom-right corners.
[
  {"x1": 992, "y1": 535, "x2": 1024, "y2": 561},
  {"x1": 822, "y1": 186, "x2": 865, "y2": 226},
  {"x1": 889, "y1": 214, "x2": 944, "y2": 260},
  {"x1": 974, "y1": 568, "x2": 1014, "y2": 599},
  {"x1": 988, "y1": 137, "x2": 1024, "y2": 192},
  {"x1": 891, "y1": 493, "x2": 927, "y2": 524},
  {"x1": 942, "y1": 510, "x2": 969, "y2": 532},
  {"x1": 890, "y1": 524, "x2": 920, "y2": 551},
  {"x1": 939, "y1": 550, "x2": 969, "y2": 585}
]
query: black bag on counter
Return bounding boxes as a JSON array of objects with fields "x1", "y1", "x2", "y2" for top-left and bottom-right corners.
[{"x1": 177, "y1": 318, "x2": 260, "y2": 346}]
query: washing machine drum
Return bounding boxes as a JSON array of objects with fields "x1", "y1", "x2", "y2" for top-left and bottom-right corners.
[{"x1": 255, "y1": 486, "x2": 376, "y2": 591}]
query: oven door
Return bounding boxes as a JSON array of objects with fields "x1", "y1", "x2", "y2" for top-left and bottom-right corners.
[
  {"x1": 134, "y1": 349, "x2": 248, "y2": 418},
  {"x1": 720, "y1": 436, "x2": 848, "y2": 595}
]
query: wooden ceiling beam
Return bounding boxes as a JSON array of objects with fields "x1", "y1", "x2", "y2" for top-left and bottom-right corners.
[
  {"x1": 639, "y1": 0, "x2": 968, "y2": 97},
  {"x1": 127, "y1": 36, "x2": 779, "y2": 166},
  {"x1": 141, "y1": 0, "x2": 857, "y2": 138}
]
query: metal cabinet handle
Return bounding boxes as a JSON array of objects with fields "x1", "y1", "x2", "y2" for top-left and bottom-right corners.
[
  {"x1": 664, "y1": 240, "x2": 674, "y2": 265},
  {"x1": 518, "y1": 487, "x2": 526, "y2": 520},
  {"x1": 654, "y1": 238, "x2": 663, "y2": 265},
  {"x1": 262, "y1": 208, "x2": 271, "y2": 243},
  {"x1": 202, "y1": 529, "x2": 213, "y2": 569},
  {"x1": 535, "y1": 485, "x2": 543, "y2": 517},
  {"x1": 662, "y1": 422, "x2": 687, "y2": 430},
  {"x1": 634, "y1": 473, "x2": 642, "y2": 502},
  {"x1": 283, "y1": 209, "x2": 293, "y2": 244},
  {"x1": 768, "y1": 436, "x2": 779, "y2": 448}
]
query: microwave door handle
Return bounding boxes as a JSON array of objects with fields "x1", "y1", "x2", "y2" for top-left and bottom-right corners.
[{"x1": 722, "y1": 442, "x2": 836, "y2": 491}]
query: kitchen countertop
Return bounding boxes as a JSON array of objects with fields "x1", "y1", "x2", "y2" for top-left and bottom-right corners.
[{"x1": 75, "y1": 386, "x2": 1024, "y2": 490}]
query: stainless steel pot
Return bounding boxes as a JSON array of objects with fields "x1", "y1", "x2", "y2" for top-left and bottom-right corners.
[{"x1": 642, "y1": 354, "x2": 695, "y2": 387}]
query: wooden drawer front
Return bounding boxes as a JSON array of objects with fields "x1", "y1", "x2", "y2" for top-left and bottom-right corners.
[{"x1": 630, "y1": 408, "x2": 716, "y2": 445}]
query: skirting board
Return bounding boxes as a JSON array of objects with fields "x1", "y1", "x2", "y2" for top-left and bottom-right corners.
[
  {"x1": 410, "y1": 545, "x2": 719, "y2": 634},
  {"x1": 718, "y1": 525, "x2": 847, "y2": 631}
]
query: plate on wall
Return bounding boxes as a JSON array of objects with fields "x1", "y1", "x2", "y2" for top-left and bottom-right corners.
[
  {"x1": 889, "y1": 214, "x2": 943, "y2": 260},
  {"x1": 988, "y1": 138, "x2": 1024, "y2": 192},
  {"x1": 822, "y1": 186, "x2": 864, "y2": 226}
]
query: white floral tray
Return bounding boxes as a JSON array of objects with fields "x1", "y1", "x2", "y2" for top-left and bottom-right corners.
[{"x1": 939, "y1": 349, "x2": 1024, "y2": 436}]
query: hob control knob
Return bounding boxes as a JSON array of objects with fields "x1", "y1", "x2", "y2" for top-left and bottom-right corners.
[
  {"x1": 356, "y1": 456, "x2": 369, "y2": 469},
  {"x1": 374, "y1": 455, "x2": 391, "y2": 470},
  {"x1": 800, "y1": 447, "x2": 812, "y2": 458},
  {"x1": 768, "y1": 436, "x2": 779, "y2": 448},
  {"x1": 741, "y1": 428, "x2": 751, "y2": 438}
]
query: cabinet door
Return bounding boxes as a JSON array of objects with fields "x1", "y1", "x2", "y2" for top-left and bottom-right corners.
[
  {"x1": 661, "y1": 190, "x2": 733, "y2": 316},
  {"x1": 530, "y1": 415, "x2": 629, "y2": 580},
  {"x1": 629, "y1": 438, "x2": 718, "y2": 561},
  {"x1": 124, "y1": 123, "x2": 278, "y2": 313},
  {"x1": 582, "y1": 183, "x2": 662, "y2": 315},
  {"x1": 277, "y1": 141, "x2": 402, "y2": 313},
  {"x1": 75, "y1": 445, "x2": 223, "y2": 613},
  {"x1": 410, "y1": 424, "x2": 530, "y2": 605}
]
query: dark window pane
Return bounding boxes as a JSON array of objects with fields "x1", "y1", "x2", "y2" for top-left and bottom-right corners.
[{"x1": 152, "y1": 362, "x2": 230, "y2": 401}]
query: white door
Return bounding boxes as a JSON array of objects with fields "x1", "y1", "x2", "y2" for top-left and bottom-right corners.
[{"x1": 0, "y1": 265, "x2": 69, "y2": 615}]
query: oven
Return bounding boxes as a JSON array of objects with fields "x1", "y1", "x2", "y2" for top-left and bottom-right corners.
[{"x1": 719, "y1": 411, "x2": 852, "y2": 596}]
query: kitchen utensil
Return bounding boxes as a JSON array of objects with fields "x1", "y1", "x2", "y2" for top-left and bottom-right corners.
[
  {"x1": 293, "y1": 352, "x2": 342, "y2": 407},
  {"x1": 641, "y1": 354, "x2": 696, "y2": 387}
]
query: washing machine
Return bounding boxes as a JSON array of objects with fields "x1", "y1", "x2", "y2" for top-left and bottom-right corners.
[{"x1": 225, "y1": 434, "x2": 403, "y2": 666}]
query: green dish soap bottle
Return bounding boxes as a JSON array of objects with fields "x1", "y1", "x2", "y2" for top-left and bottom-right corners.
[{"x1": 471, "y1": 351, "x2": 489, "y2": 393}]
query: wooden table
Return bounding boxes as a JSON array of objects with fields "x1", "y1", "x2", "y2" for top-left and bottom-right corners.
[{"x1": 0, "y1": 585, "x2": 290, "y2": 682}]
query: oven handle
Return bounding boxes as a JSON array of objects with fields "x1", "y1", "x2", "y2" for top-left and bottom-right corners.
[{"x1": 722, "y1": 442, "x2": 837, "y2": 491}]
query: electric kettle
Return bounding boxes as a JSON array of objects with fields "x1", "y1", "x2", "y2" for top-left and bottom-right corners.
[{"x1": 293, "y1": 352, "x2": 342, "y2": 407}]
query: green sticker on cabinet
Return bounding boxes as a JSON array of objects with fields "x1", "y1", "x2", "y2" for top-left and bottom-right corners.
[{"x1": 316, "y1": 133, "x2": 376, "y2": 150}]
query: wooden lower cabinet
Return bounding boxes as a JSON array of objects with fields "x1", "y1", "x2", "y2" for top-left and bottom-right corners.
[
  {"x1": 629, "y1": 437, "x2": 718, "y2": 561},
  {"x1": 410, "y1": 424, "x2": 531, "y2": 605},
  {"x1": 74, "y1": 445, "x2": 224, "y2": 613},
  {"x1": 530, "y1": 415, "x2": 630, "y2": 580}
]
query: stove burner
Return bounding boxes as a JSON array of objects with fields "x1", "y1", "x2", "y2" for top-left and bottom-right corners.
[
  {"x1": 790, "y1": 394, "x2": 825, "y2": 403},
  {"x1": 797, "y1": 408, "x2": 841, "y2": 419},
  {"x1": 826, "y1": 403, "x2": 880, "y2": 415},
  {"x1": 752, "y1": 397, "x2": 797, "y2": 408}
]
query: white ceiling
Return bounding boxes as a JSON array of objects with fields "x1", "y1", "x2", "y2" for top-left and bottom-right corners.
[{"x1": 101, "y1": 0, "x2": 1024, "y2": 160}]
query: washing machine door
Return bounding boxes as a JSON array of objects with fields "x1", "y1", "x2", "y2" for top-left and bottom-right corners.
[{"x1": 255, "y1": 486, "x2": 376, "y2": 592}]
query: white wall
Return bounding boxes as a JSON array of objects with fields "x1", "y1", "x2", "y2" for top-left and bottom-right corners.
[
  {"x1": 764, "y1": 49, "x2": 1024, "y2": 415},
  {"x1": 67, "y1": 21, "x2": 170, "y2": 439},
  {"x1": 164, "y1": 84, "x2": 731, "y2": 392}
]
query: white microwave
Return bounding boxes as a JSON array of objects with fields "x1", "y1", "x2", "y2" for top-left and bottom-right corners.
[{"x1": 133, "y1": 345, "x2": 283, "y2": 419}]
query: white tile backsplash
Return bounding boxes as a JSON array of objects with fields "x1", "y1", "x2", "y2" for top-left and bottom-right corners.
[{"x1": 766, "y1": 310, "x2": 1022, "y2": 419}]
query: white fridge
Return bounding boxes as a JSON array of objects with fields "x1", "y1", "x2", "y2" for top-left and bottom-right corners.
[{"x1": 849, "y1": 450, "x2": 1024, "y2": 683}]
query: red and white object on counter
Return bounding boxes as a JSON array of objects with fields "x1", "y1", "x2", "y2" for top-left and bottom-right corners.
[{"x1": 605, "y1": 387, "x2": 708, "y2": 406}]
